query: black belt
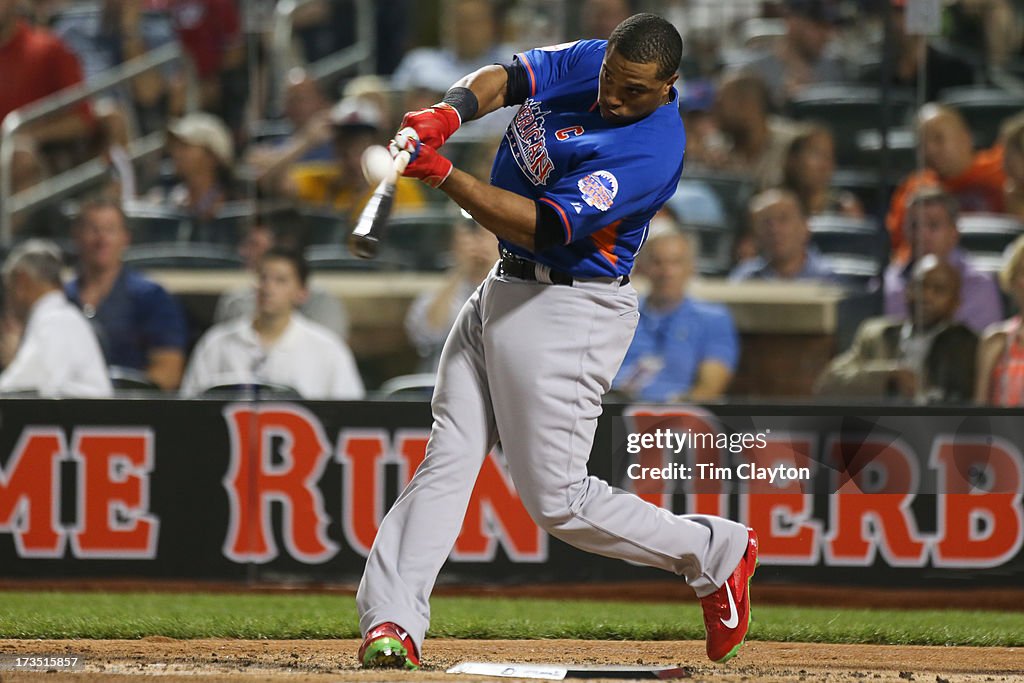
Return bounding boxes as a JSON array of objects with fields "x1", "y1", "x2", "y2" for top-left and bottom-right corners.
[{"x1": 498, "y1": 251, "x2": 628, "y2": 286}]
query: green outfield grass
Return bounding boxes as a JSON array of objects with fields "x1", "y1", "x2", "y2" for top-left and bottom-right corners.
[{"x1": 0, "y1": 592, "x2": 1021, "y2": 646}]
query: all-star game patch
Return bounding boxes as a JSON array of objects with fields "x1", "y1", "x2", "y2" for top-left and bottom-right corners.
[{"x1": 578, "y1": 170, "x2": 618, "y2": 211}]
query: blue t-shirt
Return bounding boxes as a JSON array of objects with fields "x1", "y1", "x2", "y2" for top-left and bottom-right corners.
[
  {"x1": 491, "y1": 39, "x2": 686, "y2": 279},
  {"x1": 66, "y1": 268, "x2": 188, "y2": 371},
  {"x1": 614, "y1": 296, "x2": 738, "y2": 402}
]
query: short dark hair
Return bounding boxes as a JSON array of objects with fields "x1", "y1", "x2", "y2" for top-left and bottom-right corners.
[
  {"x1": 606, "y1": 13, "x2": 682, "y2": 81},
  {"x1": 261, "y1": 246, "x2": 310, "y2": 287},
  {"x1": 906, "y1": 186, "x2": 960, "y2": 228}
]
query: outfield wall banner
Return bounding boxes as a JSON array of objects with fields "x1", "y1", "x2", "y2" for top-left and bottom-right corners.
[{"x1": 0, "y1": 400, "x2": 1021, "y2": 586}]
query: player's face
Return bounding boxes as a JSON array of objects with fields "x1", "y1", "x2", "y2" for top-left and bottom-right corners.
[
  {"x1": 598, "y1": 48, "x2": 676, "y2": 124},
  {"x1": 256, "y1": 257, "x2": 306, "y2": 318}
]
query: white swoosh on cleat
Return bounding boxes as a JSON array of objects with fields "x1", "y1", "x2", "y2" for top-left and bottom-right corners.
[{"x1": 720, "y1": 584, "x2": 739, "y2": 629}]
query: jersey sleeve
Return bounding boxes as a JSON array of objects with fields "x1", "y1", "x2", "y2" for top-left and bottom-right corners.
[
  {"x1": 514, "y1": 40, "x2": 605, "y2": 98},
  {"x1": 537, "y1": 152, "x2": 668, "y2": 245}
]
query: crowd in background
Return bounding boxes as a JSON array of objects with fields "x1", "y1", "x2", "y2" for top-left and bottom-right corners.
[{"x1": 1, "y1": 0, "x2": 1024, "y2": 407}]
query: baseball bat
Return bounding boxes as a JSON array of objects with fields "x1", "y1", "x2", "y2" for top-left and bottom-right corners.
[{"x1": 347, "y1": 149, "x2": 411, "y2": 259}]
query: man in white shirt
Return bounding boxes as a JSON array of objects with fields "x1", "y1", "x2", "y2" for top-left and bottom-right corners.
[
  {"x1": 181, "y1": 247, "x2": 364, "y2": 399},
  {"x1": 0, "y1": 240, "x2": 112, "y2": 397}
]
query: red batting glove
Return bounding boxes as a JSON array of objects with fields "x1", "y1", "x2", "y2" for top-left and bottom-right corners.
[
  {"x1": 390, "y1": 130, "x2": 453, "y2": 188},
  {"x1": 399, "y1": 103, "x2": 461, "y2": 149}
]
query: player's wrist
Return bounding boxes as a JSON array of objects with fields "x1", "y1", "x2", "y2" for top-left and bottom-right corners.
[{"x1": 439, "y1": 87, "x2": 479, "y2": 126}]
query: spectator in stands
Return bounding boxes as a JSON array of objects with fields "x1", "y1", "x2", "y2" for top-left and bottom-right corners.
[
  {"x1": 278, "y1": 97, "x2": 424, "y2": 223},
  {"x1": 731, "y1": 189, "x2": 841, "y2": 283},
  {"x1": 943, "y1": 0, "x2": 1021, "y2": 69},
  {"x1": 214, "y1": 208, "x2": 350, "y2": 341},
  {"x1": 1000, "y1": 113, "x2": 1024, "y2": 219},
  {"x1": 65, "y1": 198, "x2": 188, "y2": 390},
  {"x1": 614, "y1": 228, "x2": 738, "y2": 402},
  {"x1": 148, "y1": 112, "x2": 238, "y2": 235},
  {"x1": 887, "y1": 104, "x2": 1005, "y2": 258},
  {"x1": 782, "y1": 124, "x2": 864, "y2": 218},
  {"x1": 144, "y1": 0, "x2": 243, "y2": 115},
  {"x1": 181, "y1": 247, "x2": 364, "y2": 399},
  {"x1": 706, "y1": 71, "x2": 802, "y2": 189},
  {"x1": 405, "y1": 214, "x2": 498, "y2": 373},
  {"x1": 0, "y1": 239, "x2": 111, "y2": 397},
  {"x1": 581, "y1": 0, "x2": 632, "y2": 40},
  {"x1": 816, "y1": 256, "x2": 977, "y2": 403},
  {"x1": 884, "y1": 187, "x2": 1002, "y2": 333},
  {"x1": 246, "y1": 69, "x2": 334, "y2": 178},
  {"x1": 737, "y1": 0, "x2": 848, "y2": 108},
  {"x1": 975, "y1": 234, "x2": 1024, "y2": 406},
  {"x1": 53, "y1": 0, "x2": 182, "y2": 139},
  {"x1": 391, "y1": 0, "x2": 513, "y2": 135},
  {"x1": 0, "y1": 0, "x2": 94, "y2": 150},
  {"x1": 6, "y1": 136, "x2": 69, "y2": 239},
  {"x1": 856, "y1": 0, "x2": 975, "y2": 103}
]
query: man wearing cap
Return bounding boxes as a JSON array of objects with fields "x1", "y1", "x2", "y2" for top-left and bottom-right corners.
[
  {"x1": 736, "y1": 0, "x2": 848, "y2": 108},
  {"x1": 277, "y1": 97, "x2": 424, "y2": 223}
]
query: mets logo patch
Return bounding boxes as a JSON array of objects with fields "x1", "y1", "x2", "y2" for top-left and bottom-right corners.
[{"x1": 577, "y1": 170, "x2": 618, "y2": 212}]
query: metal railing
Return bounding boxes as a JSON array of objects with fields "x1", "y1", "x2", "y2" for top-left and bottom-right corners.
[
  {"x1": 0, "y1": 43, "x2": 198, "y2": 244},
  {"x1": 271, "y1": 0, "x2": 376, "y2": 107}
]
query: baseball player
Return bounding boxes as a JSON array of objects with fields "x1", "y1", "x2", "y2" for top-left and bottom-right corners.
[{"x1": 357, "y1": 13, "x2": 758, "y2": 669}]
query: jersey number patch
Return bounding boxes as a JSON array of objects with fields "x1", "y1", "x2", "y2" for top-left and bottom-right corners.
[{"x1": 555, "y1": 126, "x2": 584, "y2": 141}]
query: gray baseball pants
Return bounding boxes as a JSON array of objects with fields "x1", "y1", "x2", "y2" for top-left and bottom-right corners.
[{"x1": 357, "y1": 267, "x2": 749, "y2": 651}]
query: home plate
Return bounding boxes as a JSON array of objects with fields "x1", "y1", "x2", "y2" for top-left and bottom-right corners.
[{"x1": 446, "y1": 662, "x2": 692, "y2": 679}]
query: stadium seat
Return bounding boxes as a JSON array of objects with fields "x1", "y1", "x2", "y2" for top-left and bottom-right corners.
[
  {"x1": 385, "y1": 210, "x2": 462, "y2": 271},
  {"x1": 304, "y1": 244, "x2": 413, "y2": 271},
  {"x1": 787, "y1": 84, "x2": 915, "y2": 166},
  {"x1": 853, "y1": 127, "x2": 918, "y2": 176},
  {"x1": 818, "y1": 254, "x2": 882, "y2": 289},
  {"x1": 123, "y1": 242, "x2": 244, "y2": 269},
  {"x1": 378, "y1": 373, "x2": 436, "y2": 400},
  {"x1": 123, "y1": 203, "x2": 191, "y2": 243},
  {"x1": 683, "y1": 222, "x2": 734, "y2": 277},
  {"x1": 198, "y1": 382, "x2": 302, "y2": 399},
  {"x1": 938, "y1": 86, "x2": 1024, "y2": 149},
  {"x1": 831, "y1": 168, "x2": 899, "y2": 219},
  {"x1": 808, "y1": 214, "x2": 888, "y2": 266},
  {"x1": 676, "y1": 170, "x2": 754, "y2": 235},
  {"x1": 300, "y1": 209, "x2": 348, "y2": 246},
  {"x1": 957, "y1": 213, "x2": 1024, "y2": 254},
  {"x1": 109, "y1": 366, "x2": 160, "y2": 391}
]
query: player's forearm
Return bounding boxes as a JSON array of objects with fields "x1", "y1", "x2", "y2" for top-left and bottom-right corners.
[
  {"x1": 452, "y1": 65, "x2": 509, "y2": 121},
  {"x1": 440, "y1": 169, "x2": 536, "y2": 250}
]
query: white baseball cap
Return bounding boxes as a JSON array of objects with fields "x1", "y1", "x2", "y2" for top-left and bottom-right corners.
[
  {"x1": 167, "y1": 112, "x2": 234, "y2": 167},
  {"x1": 329, "y1": 97, "x2": 383, "y2": 132}
]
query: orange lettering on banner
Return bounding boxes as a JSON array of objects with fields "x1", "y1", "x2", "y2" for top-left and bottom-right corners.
[
  {"x1": 825, "y1": 439, "x2": 928, "y2": 566},
  {"x1": 71, "y1": 430, "x2": 158, "y2": 558},
  {"x1": 452, "y1": 451, "x2": 546, "y2": 562},
  {"x1": 931, "y1": 437, "x2": 1024, "y2": 568},
  {"x1": 0, "y1": 430, "x2": 66, "y2": 557},
  {"x1": 222, "y1": 405, "x2": 337, "y2": 563},
  {"x1": 623, "y1": 407, "x2": 728, "y2": 516},
  {"x1": 739, "y1": 434, "x2": 819, "y2": 565},
  {"x1": 337, "y1": 430, "x2": 390, "y2": 556}
]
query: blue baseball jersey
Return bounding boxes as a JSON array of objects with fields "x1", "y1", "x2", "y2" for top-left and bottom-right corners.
[{"x1": 490, "y1": 39, "x2": 686, "y2": 278}]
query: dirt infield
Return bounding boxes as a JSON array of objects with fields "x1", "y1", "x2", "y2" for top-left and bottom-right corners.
[{"x1": 1, "y1": 639, "x2": 1022, "y2": 682}]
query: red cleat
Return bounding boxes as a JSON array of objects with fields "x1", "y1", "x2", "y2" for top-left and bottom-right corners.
[
  {"x1": 700, "y1": 528, "x2": 758, "y2": 663},
  {"x1": 358, "y1": 622, "x2": 420, "y2": 670}
]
